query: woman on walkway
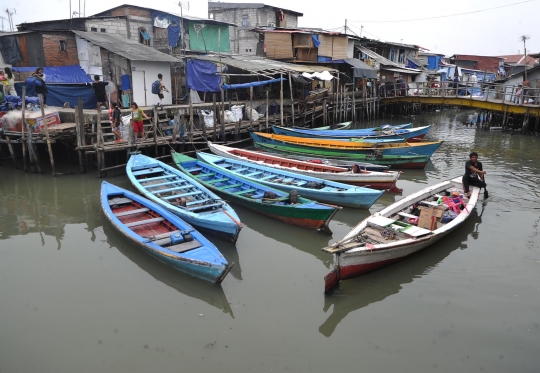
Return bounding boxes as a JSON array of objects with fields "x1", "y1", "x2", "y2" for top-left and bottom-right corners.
[
  {"x1": 4, "y1": 67, "x2": 16, "y2": 96},
  {"x1": 131, "y1": 102, "x2": 149, "y2": 141}
]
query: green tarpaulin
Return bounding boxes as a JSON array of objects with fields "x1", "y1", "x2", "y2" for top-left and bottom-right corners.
[{"x1": 188, "y1": 23, "x2": 230, "y2": 53}]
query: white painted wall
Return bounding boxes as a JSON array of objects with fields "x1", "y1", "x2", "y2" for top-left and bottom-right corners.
[
  {"x1": 0, "y1": 52, "x2": 11, "y2": 68},
  {"x1": 75, "y1": 36, "x2": 103, "y2": 78},
  {"x1": 130, "y1": 60, "x2": 172, "y2": 106}
]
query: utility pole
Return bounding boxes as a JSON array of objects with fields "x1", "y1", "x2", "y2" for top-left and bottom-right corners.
[
  {"x1": 344, "y1": 19, "x2": 347, "y2": 34},
  {"x1": 520, "y1": 35, "x2": 531, "y2": 81}
]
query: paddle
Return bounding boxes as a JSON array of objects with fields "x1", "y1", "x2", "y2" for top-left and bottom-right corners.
[{"x1": 483, "y1": 175, "x2": 489, "y2": 198}]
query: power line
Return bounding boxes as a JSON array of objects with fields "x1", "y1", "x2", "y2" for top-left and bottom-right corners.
[{"x1": 348, "y1": 0, "x2": 535, "y2": 23}]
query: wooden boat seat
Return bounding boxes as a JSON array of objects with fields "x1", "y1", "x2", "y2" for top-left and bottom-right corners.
[
  {"x1": 233, "y1": 188, "x2": 257, "y2": 195},
  {"x1": 132, "y1": 167, "x2": 164, "y2": 176},
  {"x1": 108, "y1": 197, "x2": 132, "y2": 206},
  {"x1": 245, "y1": 171, "x2": 263, "y2": 177},
  {"x1": 163, "y1": 192, "x2": 196, "y2": 200},
  {"x1": 114, "y1": 208, "x2": 150, "y2": 217},
  {"x1": 188, "y1": 202, "x2": 223, "y2": 211},
  {"x1": 420, "y1": 200, "x2": 439, "y2": 207},
  {"x1": 186, "y1": 198, "x2": 210, "y2": 206},
  {"x1": 194, "y1": 172, "x2": 215, "y2": 178},
  {"x1": 206, "y1": 178, "x2": 230, "y2": 184},
  {"x1": 145, "y1": 230, "x2": 181, "y2": 241},
  {"x1": 178, "y1": 191, "x2": 203, "y2": 197},
  {"x1": 397, "y1": 212, "x2": 417, "y2": 219},
  {"x1": 146, "y1": 180, "x2": 185, "y2": 188},
  {"x1": 258, "y1": 175, "x2": 275, "y2": 181},
  {"x1": 295, "y1": 181, "x2": 308, "y2": 187},
  {"x1": 188, "y1": 167, "x2": 203, "y2": 172},
  {"x1": 151, "y1": 186, "x2": 190, "y2": 194},
  {"x1": 168, "y1": 239, "x2": 202, "y2": 253},
  {"x1": 125, "y1": 217, "x2": 164, "y2": 228},
  {"x1": 219, "y1": 183, "x2": 243, "y2": 190},
  {"x1": 140, "y1": 175, "x2": 173, "y2": 182}
]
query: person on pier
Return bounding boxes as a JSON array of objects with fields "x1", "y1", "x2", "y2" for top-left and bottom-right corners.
[
  {"x1": 111, "y1": 102, "x2": 123, "y2": 143},
  {"x1": 92, "y1": 75, "x2": 109, "y2": 109},
  {"x1": 131, "y1": 102, "x2": 149, "y2": 141},
  {"x1": 462, "y1": 152, "x2": 486, "y2": 198},
  {"x1": 31, "y1": 67, "x2": 48, "y2": 107}
]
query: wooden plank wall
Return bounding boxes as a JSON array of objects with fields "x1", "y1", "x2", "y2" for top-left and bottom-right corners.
[
  {"x1": 265, "y1": 33, "x2": 293, "y2": 59},
  {"x1": 317, "y1": 34, "x2": 333, "y2": 57},
  {"x1": 332, "y1": 36, "x2": 348, "y2": 60}
]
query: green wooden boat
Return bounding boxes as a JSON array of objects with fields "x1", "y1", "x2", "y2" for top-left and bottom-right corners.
[
  {"x1": 254, "y1": 142, "x2": 430, "y2": 169},
  {"x1": 171, "y1": 151, "x2": 340, "y2": 234}
]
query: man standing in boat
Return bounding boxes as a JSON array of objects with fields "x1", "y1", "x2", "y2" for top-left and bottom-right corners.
[{"x1": 463, "y1": 152, "x2": 486, "y2": 197}]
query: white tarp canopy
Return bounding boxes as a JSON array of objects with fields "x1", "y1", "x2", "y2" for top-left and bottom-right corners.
[{"x1": 301, "y1": 71, "x2": 334, "y2": 81}]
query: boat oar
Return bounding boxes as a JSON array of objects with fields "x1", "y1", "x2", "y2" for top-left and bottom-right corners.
[
  {"x1": 483, "y1": 175, "x2": 489, "y2": 198},
  {"x1": 222, "y1": 209, "x2": 243, "y2": 228}
]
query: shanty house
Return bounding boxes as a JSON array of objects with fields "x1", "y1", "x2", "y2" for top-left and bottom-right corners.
[{"x1": 208, "y1": 2, "x2": 302, "y2": 55}]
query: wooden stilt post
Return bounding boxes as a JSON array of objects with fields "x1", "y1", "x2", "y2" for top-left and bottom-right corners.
[
  {"x1": 288, "y1": 72, "x2": 295, "y2": 126},
  {"x1": 280, "y1": 73, "x2": 284, "y2": 126},
  {"x1": 249, "y1": 86, "x2": 254, "y2": 128},
  {"x1": 212, "y1": 93, "x2": 217, "y2": 141},
  {"x1": 220, "y1": 88, "x2": 225, "y2": 142},
  {"x1": 265, "y1": 90, "x2": 269, "y2": 132},
  {"x1": 172, "y1": 110, "x2": 179, "y2": 144},
  {"x1": 322, "y1": 97, "x2": 327, "y2": 127},
  {"x1": 188, "y1": 90, "x2": 194, "y2": 143},
  {"x1": 39, "y1": 94, "x2": 56, "y2": 176},
  {"x1": 21, "y1": 88, "x2": 28, "y2": 172},
  {"x1": 75, "y1": 103, "x2": 85, "y2": 173},
  {"x1": 96, "y1": 105, "x2": 103, "y2": 177},
  {"x1": 352, "y1": 78, "x2": 356, "y2": 124},
  {"x1": 153, "y1": 106, "x2": 158, "y2": 156},
  {"x1": 5, "y1": 136, "x2": 18, "y2": 169}
]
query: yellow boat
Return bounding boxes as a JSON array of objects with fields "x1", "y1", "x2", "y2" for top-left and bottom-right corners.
[{"x1": 250, "y1": 132, "x2": 444, "y2": 157}]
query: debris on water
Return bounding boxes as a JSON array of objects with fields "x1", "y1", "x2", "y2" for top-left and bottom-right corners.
[
  {"x1": 205, "y1": 341, "x2": 216, "y2": 347},
  {"x1": 199, "y1": 313, "x2": 204, "y2": 317}
]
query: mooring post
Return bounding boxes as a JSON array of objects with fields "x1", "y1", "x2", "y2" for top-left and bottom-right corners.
[
  {"x1": 39, "y1": 94, "x2": 56, "y2": 176},
  {"x1": 280, "y1": 73, "x2": 284, "y2": 127},
  {"x1": 212, "y1": 93, "x2": 217, "y2": 141},
  {"x1": 249, "y1": 86, "x2": 254, "y2": 128},
  {"x1": 220, "y1": 88, "x2": 226, "y2": 142},
  {"x1": 21, "y1": 88, "x2": 28, "y2": 172},
  {"x1": 75, "y1": 103, "x2": 85, "y2": 173}
]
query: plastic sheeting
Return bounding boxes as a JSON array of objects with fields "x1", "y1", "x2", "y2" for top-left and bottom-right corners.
[
  {"x1": 140, "y1": 29, "x2": 151, "y2": 41},
  {"x1": 168, "y1": 25, "x2": 180, "y2": 47},
  {"x1": 14, "y1": 83, "x2": 97, "y2": 109},
  {"x1": 312, "y1": 34, "x2": 321, "y2": 48},
  {"x1": 407, "y1": 59, "x2": 418, "y2": 69},
  {"x1": 13, "y1": 65, "x2": 93, "y2": 83},
  {"x1": 0, "y1": 36, "x2": 23, "y2": 64},
  {"x1": 222, "y1": 78, "x2": 285, "y2": 90},
  {"x1": 121, "y1": 74, "x2": 131, "y2": 90},
  {"x1": 188, "y1": 23, "x2": 230, "y2": 53},
  {"x1": 302, "y1": 71, "x2": 334, "y2": 81},
  {"x1": 186, "y1": 60, "x2": 221, "y2": 93},
  {"x1": 344, "y1": 58, "x2": 377, "y2": 79},
  {"x1": 152, "y1": 10, "x2": 180, "y2": 28}
]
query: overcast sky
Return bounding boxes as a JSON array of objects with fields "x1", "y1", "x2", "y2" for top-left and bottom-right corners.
[{"x1": 3, "y1": 0, "x2": 539, "y2": 56}]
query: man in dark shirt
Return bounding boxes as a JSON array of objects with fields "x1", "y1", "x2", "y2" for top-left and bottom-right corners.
[
  {"x1": 463, "y1": 152, "x2": 486, "y2": 197},
  {"x1": 92, "y1": 75, "x2": 109, "y2": 109},
  {"x1": 111, "y1": 102, "x2": 123, "y2": 142}
]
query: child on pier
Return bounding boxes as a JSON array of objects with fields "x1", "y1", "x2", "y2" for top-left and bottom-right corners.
[
  {"x1": 111, "y1": 102, "x2": 123, "y2": 143},
  {"x1": 131, "y1": 102, "x2": 149, "y2": 141}
]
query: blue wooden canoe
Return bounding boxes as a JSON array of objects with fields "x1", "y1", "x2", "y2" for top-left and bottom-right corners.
[
  {"x1": 272, "y1": 125, "x2": 429, "y2": 142},
  {"x1": 100, "y1": 181, "x2": 233, "y2": 284},
  {"x1": 172, "y1": 152, "x2": 340, "y2": 234},
  {"x1": 196, "y1": 152, "x2": 384, "y2": 209},
  {"x1": 126, "y1": 153, "x2": 242, "y2": 243}
]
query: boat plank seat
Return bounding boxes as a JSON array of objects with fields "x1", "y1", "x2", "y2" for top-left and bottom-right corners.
[
  {"x1": 233, "y1": 188, "x2": 257, "y2": 195},
  {"x1": 397, "y1": 212, "x2": 418, "y2": 219},
  {"x1": 144, "y1": 230, "x2": 181, "y2": 241},
  {"x1": 163, "y1": 192, "x2": 198, "y2": 200},
  {"x1": 186, "y1": 198, "x2": 210, "y2": 206},
  {"x1": 245, "y1": 171, "x2": 263, "y2": 177},
  {"x1": 420, "y1": 200, "x2": 440, "y2": 207},
  {"x1": 295, "y1": 181, "x2": 308, "y2": 187},
  {"x1": 219, "y1": 183, "x2": 243, "y2": 190},
  {"x1": 188, "y1": 167, "x2": 203, "y2": 172},
  {"x1": 151, "y1": 186, "x2": 191, "y2": 194},
  {"x1": 188, "y1": 202, "x2": 223, "y2": 211},
  {"x1": 206, "y1": 178, "x2": 230, "y2": 184},
  {"x1": 167, "y1": 239, "x2": 202, "y2": 253},
  {"x1": 146, "y1": 180, "x2": 185, "y2": 188},
  {"x1": 178, "y1": 191, "x2": 203, "y2": 197},
  {"x1": 139, "y1": 175, "x2": 172, "y2": 182},
  {"x1": 132, "y1": 167, "x2": 165, "y2": 176},
  {"x1": 125, "y1": 217, "x2": 164, "y2": 227},
  {"x1": 114, "y1": 208, "x2": 150, "y2": 217},
  {"x1": 108, "y1": 197, "x2": 133, "y2": 206}
]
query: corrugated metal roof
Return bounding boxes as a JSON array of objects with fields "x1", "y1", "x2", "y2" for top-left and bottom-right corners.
[
  {"x1": 0, "y1": 30, "x2": 34, "y2": 36},
  {"x1": 72, "y1": 31, "x2": 179, "y2": 63},
  {"x1": 382, "y1": 67, "x2": 421, "y2": 75},
  {"x1": 208, "y1": 2, "x2": 303, "y2": 16},
  {"x1": 188, "y1": 54, "x2": 336, "y2": 76},
  {"x1": 356, "y1": 46, "x2": 421, "y2": 73}
]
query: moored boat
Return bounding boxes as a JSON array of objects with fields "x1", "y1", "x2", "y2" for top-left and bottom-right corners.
[
  {"x1": 100, "y1": 181, "x2": 233, "y2": 284},
  {"x1": 172, "y1": 151, "x2": 340, "y2": 234},
  {"x1": 251, "y1": 132, "x2": 443, "y2": 157},
  {"x1": 208, "y1": 141, "x2": 401, "y2": 191},
  {"x1": 322, "y1": 177, "x2": 481, "y2": 292},
  {"x1": 196, "y1": 152, "x2": 384, "y2": 209},
  {"x1": 302, "y1": 122, "x2": 352, "y2": 130},
  {"x1": 293, "y1": 122, "x2": 411, "y2": 132},
  {"x1": 273, "y1": 124, "x2": 428, "y2": 142},
  {"x1": 126, "y1": 153, "x2": 242, "y2": 243}
]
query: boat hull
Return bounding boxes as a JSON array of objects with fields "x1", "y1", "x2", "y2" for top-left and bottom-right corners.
[
  {"x1": 254, "y1": 142, "x2": 430, "y2": 169},
  {"x1": 101, "y1": 182, "x2": 231, "y2": 284}
]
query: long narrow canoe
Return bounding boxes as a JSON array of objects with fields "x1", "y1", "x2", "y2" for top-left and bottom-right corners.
[
  {"x1": 126, "y1": 153, "x2": 242, "y2": 243},
  {"x1": 207, "y1": 142, "x2": 401, "y2": 191},
  {"x1": 101, "y1": 181, "x2": 233, "y2": 284},
  {"x1": 301, "y1": 122, "x2": 352, "y2": 130},
  {"x1": 251, "y1": 132, "x2": 443, "y2": 157},
  {"x1": 172, "y1": 151, "x2": 340, "y2": 234},
  {"x1": 272, "y1": 125, "x2": 430, "y2": 142},
  {"x1": 322, "y1": 177, "x2": 480, "y2": 292},
  {"x1": 196, "y1": 152, "x2": 384, "y2": 209},
  {"x1": 294, "y1": 122, "x2": 411, "y2": 132},
  {"x1": 254, "y1": 142, "x2": 430, "y2": 169}
]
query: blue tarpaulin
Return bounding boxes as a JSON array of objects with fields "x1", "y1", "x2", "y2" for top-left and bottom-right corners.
[
  {"x1": 14, "y1": 83, "x2": 98, "y2": 109},
  {"x1": 168, "y1": 25, "x2": 180, "y2": 47},
  {"x1": 13, "y1": 65, "x2": 92, "y2": 83},
  {"x1": 140, "y1": 29, "x2": 151, "y2": 41},
  {"x1": 222, "y1": 78, "x2": 286, "y2": 90},
  {"x1": 312, "y1": 34, "x2": 321, "y2": 48},
  {"x1": 121, "y1": 74, "x2": 131, "y2": 90},
  {"x1": 407, "y1": 59, "x2": 418, "y2": 69},
  {"x1": 151, "y1": 10, "x2": 180, "y2": 26},
  {"x1": 317, "y1": 56, "x2": 345, "y2": 63},
  {"x1": 186, "y1": 60, "x2": 221, "y2": 92}
]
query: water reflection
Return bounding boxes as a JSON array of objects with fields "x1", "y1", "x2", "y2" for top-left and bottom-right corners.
[
  {"x1": 319, "y1": 210, "x2": 480, "y2": 337},
  {"x1": 102, "y1": 222, "x2": 235, "y2": 318}
]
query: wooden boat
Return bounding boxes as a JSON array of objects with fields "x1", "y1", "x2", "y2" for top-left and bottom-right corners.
[
  {"x1": 322, "y1": 177, "x2": 481, "y2": 292},
  {"x1": 272, "y1": 125, "x2": 430, "y2": 142},
  {"x1": 254, "y1": 142, "x2": 431, "y2": 169},
  {"x1": 126, "y1": 153, "x2": 242, "y2": 243},
  {"x1": 302, "y1": 122, "x2": 352, "y2": 130},
  {"x1": 208, "y1": 142, "x2": 402, "y2": 191},
  {"x1": 100, "y1": 181, "x2": 233, "y2": 284},
  {"x1": 196, "y1": 152, "x2": 384, "y2": 209},
  {"x1": 172, "y1": 151, "x2": 340, "y2": 234},
  {"x1": 250, "y1": 132, "x2": 443, "y2": 157}
]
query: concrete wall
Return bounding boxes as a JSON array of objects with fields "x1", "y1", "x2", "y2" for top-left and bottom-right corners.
[
  {"x1": 42, "y1": 32, "x2": 80, "y2": 66},
  {"x1": 130, "y1": 60, "x2": 173, "y2": 106},
  {"x1": 84, "y1": 16, "x2": 154, "y2": 47}
]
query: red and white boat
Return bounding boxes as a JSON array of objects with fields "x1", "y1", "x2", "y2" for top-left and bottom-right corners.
[
  {"x1": 322, "y1": 177, "x2": 481, "y2": 292},
  {"x1": 207, "y1": 142, "x2": 402, "y2": 192}
]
